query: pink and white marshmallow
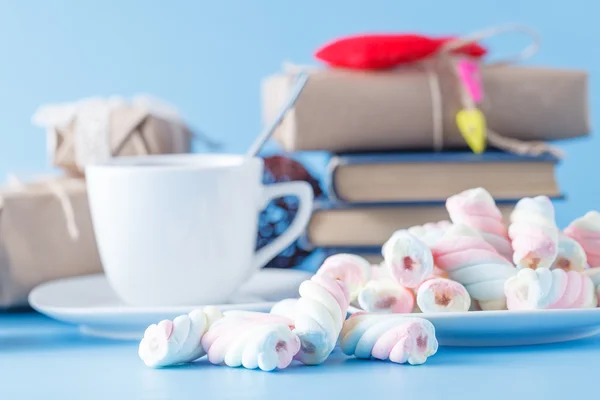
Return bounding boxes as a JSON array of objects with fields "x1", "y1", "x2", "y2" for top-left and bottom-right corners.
[
  {"x1": 584, "y1": 267, "x2": 600, "y2": 287},
  {"x1": 221, "y1": 310, "x2": 295, "y2": 328},
  {"x1": 201, "y1": 312, "x2": 301, "y2": 371},
  {"x1": 369, "y1": 263, "x2": 393, "y2": 281},
  {"x1": 270, "y1": 298, "x2": 299, "y2": 321},
  {"x1": 406, "y1": 220, "x2": 453, "y2": 248},
  {"x1": 293, "y1": 274, "x2": 350, "y2": 365},
  {"x1": 446, "y1": 187, "x2": 512, "y2": 259},
  {"x1": 382, "y1": 230, "x2": 434, "y2": 288},
  {"x1": 357, "y1": 279, "x2": 415, "y2": 313},
  {"x1": 316, "y1": 253, "x2": 371, "y2": 302},
  {"x1": 551, "y1": 233, "x2": 587, "y2": 272},
  {"x1": 340, "y1": 313, "x2": 438, "y2": 365},
  {"x1": 504, "y1": 268, "x2": 597, "y2": 310},
  {"x1": 139, "y1": 306, "x2": 223, "y2": 368},
  {"x1": 565, "y1": 211, "x2": 600, "y2": 268},
  {"x1": 584, "y1": 268, "x2": 600, "y2": 306},
  {"x1": 418, "y1": 266, "x2": 450, "y2": 287},
  {"x1": 432, "y1": 224, "x2": 516, "y2": 310},
  {"x1": 508, "y1": 196, "x2": 559, "y2": 269},
  {"x1": 416, "y1": 278, "x2": 471, "y2": 313}
]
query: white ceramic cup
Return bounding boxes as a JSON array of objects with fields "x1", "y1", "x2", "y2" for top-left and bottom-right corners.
[{"x1": 85, "y1": 153, "x2": 314, "y2": 306}]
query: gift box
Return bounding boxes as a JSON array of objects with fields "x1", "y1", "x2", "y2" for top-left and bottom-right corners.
[
  {"x1": 32, "y1": 96, "x2": 194, "y2": 175},
  {"x1": 261, "y1": 63, "x2": 590, "y2": 153},
  {"x1": 0, "y1": 176, "x2": 102, "y2": 308}
]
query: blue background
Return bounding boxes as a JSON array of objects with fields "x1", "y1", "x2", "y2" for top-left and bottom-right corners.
[{"x1": 0, "y1": 0, "x2": 595, "y2": 228}]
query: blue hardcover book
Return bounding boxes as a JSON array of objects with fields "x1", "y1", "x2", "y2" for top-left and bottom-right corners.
[{"x1": 324, "y1": 150, "x2": 561, "y2": 204}]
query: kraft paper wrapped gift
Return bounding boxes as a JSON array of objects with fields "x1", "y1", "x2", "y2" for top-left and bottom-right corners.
[
  {"x1": 0, "y1": 177, "x2": 101, "y2": 308},
  {"x1": 32, "y1": 96, "x2": 193, "y2": 175},
  {"x1": 261, "y1": 63, "x2": 590, "y2": 153}
]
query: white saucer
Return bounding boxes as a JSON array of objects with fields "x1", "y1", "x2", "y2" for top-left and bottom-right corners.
[
  {"x1": 348, "y1": 306, "x2": 600, "y2": 346},
  {"x1": 29, "y1": 269, "x2": 312, "y2": 340}
]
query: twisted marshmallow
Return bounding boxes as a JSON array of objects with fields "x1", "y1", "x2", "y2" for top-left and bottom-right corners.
[
  {"x1": 418, "y1": 266, "x2": 450, "y2": 288},
  {"x1": 584, "y1": 268, "x2": 600, "y2": 307},
  {"x1": 565, "y1": 211, "x2": 600, "y2": 268},
  {"x1": 357, "y1": 279, "x2": 415, "y2": 313},
  {"x1": 372, "y1": 262, "x2": 443, "y2": 283},
  {"x1": 340, "y1": 313, "x2": 438, "y2": 365},
  {"x1": 508, "y1": 196, "x2": 559, "y2": 269},
  {"x1": 432, "y1": 224, "x2": 516, "y2": 310},
  {"x1": 585, "y1": 267, "x2": 600, "y2": 287},
  {"x1": 446, "y1": 187, "x2": 512, "y2": 259},
  {"x1": 139, "y1": 306, "x2": 223, "y2": 368},
  {"x1": 294, "y1": 274, "x2": 350, "y2": 365},
  {"x1": 316, "y1": 253, "x2": 371, "y2": 302},
  {"x1": 505, "y1": 268, "x2": 597, "y2": 310},
  {"x1": 221, "y1": 310, "x2": 295, "y2": 328},
  {"x1": 551, "y1": 233, "x2": 587, "y2": 272},
  {"x1": 369, "y1": 263, "x2": 393, "y2": 281},
  {"x1": 416, "y1": 278, "x2": 471, "y2": 313},
  {"x1": 406, "y1": 220, "x2": 453, "y2": 248},
  {"x1": 270, "y1": 298, "x2": 299, "y2": 321},
  {"x1": 201, "y1": 312, "x2": 300, "y2": 371},
  {"x1": 382, "y1": 230, "x2": 434, "y2": 288}
]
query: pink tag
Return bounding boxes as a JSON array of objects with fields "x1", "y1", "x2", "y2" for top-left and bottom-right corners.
[{"x1": 457, "y1": 60, "x2": 483, "y2": 103}]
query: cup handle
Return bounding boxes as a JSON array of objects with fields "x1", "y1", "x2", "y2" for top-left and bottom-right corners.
[{"x1": 252, "y1": 181, "x2": 314, "y2": 271}]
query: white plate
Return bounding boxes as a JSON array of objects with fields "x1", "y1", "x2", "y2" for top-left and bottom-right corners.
[
  {"x1": 29, "y1": 269, "x2": 312, "y2": 340},
  {"x1": 348, "y1": 306, "x2": 600, "y2": 346}
]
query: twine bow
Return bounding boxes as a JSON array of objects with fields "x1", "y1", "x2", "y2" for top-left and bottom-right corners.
[{"x1": 433, "y1": 24, "x2": 563, "y2": 158}]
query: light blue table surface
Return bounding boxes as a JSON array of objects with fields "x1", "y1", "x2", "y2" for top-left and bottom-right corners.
[{"x1": 0, "y1": 311, "x2": 595, "y2": 399}]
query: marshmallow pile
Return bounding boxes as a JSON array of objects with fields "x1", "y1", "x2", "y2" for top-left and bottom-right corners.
[
  {"x1": 331, "y1": 187, "x2": 600, "y2": 314},
  {"x1": 138, "y1": 187, "x2": 600, "y2": 371},
  {"x1": 139, "y1": 274, "x2": 438, "y2": 371}
]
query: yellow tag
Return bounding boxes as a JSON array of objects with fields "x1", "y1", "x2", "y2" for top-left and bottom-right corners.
[{"x1": 456, "y1": 108, "x2": 486, "y2": 154}]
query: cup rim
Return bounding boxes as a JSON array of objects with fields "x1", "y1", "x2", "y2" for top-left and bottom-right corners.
[{"x1": 85, "y1": 153, "x2": 262, "y2": 172}]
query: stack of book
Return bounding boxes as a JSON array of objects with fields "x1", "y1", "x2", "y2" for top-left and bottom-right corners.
[
  {"x1": 261, "y1": 62, "x2": 588, "y2": 267},
  {"x1": 305, "y1": 150, "x2": 562, "y2": 264}
]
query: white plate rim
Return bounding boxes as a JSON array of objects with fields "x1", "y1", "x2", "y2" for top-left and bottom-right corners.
[
  {"x1": 28, "y1": 274, "x2": 281, "y2": 317},
  {"x1": 347, "y1": 305, "x2": 600, "y2": 319}
]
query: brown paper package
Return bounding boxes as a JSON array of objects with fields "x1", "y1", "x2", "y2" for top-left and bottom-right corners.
[
  {"x1": 261, "y1": 64, "x2": 590, "y2": 152},
  {"x1": 51, "y1": 103, "x2": 193, "y2": 175},
  {"x1": 0, "y1": 178, "x2": 102, "y2": 308}
]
